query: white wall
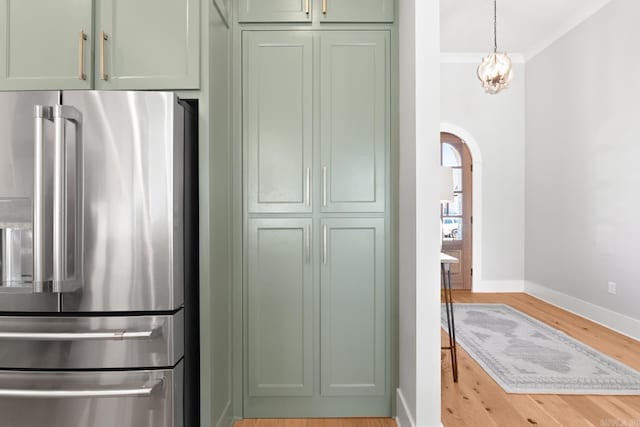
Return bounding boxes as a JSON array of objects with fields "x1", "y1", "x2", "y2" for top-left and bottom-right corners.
[
  {"x1": 397, "y1": 0, "x2": 441, "y2": 426},
  {"x1": 525, "y1": 0, "x2": 640, "y2": 326},
  {"x1": 440, "y1": 61, "x2": 526, "y2": 291}
]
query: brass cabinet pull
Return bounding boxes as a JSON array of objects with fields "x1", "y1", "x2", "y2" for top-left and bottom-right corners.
[
  {"x1": 322, "y1": 166, "x2": 327, "y2": 207},
  {"x1": 322, "y1": 0, "x2": 327, "y2": 14},
  {"x1": 304, "y1": 0, "x2": 310, "y2": 14},
  {"x1": 100, "y1": 31, "x2": 108, "y2": 80},
  {"x1": 305, "y1": 167, "x2": 311, "y2": 206},
  {"x1": 306, "y1": 225, "x2": 311, "y2": 263},
  {"x1": 322, "y1": 224, "x2": 327, "y2": 265},
  {"x1": 77, "y1": 31, "x2": 87, "y2": 80}
]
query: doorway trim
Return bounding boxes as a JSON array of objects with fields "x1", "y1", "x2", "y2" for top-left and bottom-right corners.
[{"x1": 440, "y1": 122, "x2": 483, "y2": 292}]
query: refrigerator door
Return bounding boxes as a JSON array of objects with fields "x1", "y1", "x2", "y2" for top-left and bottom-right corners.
[
  {"x1": 0, "y1": 361, "x2": 183, "y2": 427},
  {"x1": 61, "y1": 91, "x2": 184, "y2": 312},
  {"x1": 0, "y1": 91, "x2": 60, "y2": 312}
]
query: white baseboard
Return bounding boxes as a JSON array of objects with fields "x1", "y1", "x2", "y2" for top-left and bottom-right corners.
[
  {"x1": 525, "y1": 281, "x2": 640, "y2": 341},
  {"x1": 395, "y1": 388, "x2": 415, "y2": 427},
  {"x1": 473, "y1": 279, "x2": 525, "y2": 293}
]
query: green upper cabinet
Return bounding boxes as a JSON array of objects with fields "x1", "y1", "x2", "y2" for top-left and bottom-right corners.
[
  {"x1": 0, "y1": 0, "x2": 199, "y2": 91},
  {"x1": 320, "y1": 218, "x2": 386, "y2": 397},
  {"x1": 320, "y1": 31, "x2": 388, "y2": 213},
  {"x1": 244, "y1": 31, "x2": 313, "y2": 213},
  {"x1": 319, "y1": 0, "x2": 393, "y2": 22},
  {"x1": 0, "y1": 0, "x2": 93, "y2": 90},
  {"x1": 95, "y1": 0, "x2": 199, "y2": 90},
  {"x1": 238, "y1": 0, "x2": 312, "y2": 23}
]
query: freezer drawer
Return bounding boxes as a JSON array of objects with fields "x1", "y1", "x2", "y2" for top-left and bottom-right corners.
[
  {"x1": 0, "y1": 311, "x2": 183, "y2": 369},
  {"x1": 0, "y1": 361, "x2": 183, "y2": 427}
]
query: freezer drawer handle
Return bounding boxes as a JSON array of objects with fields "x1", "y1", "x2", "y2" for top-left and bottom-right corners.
[
  {"x1": 0, "y1": 329, "x2": 159, "y2": 341},
  {"x1": 0, "y1": 379, "x2": 163, "y2": 399}
]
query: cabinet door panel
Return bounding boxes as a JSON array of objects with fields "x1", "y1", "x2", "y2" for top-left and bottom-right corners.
[
  {"x1": 0, "y1": 0, "x2": 92, "y2": 90},
  {"x1": 244, "y1": 32, "x2": 313, "y2": 213},
  {"x1": 320, "y1": 32, "x2": 388, "y2": 213},
  {"x1": 320, "y1": 218, "x2": 386, "y2": 396},
  {"x1": 238, "y1": 0, "x2": 311, "y2": 23},
  {"x1": 320, "y1": 0, "x2": 393, "y2": 22},
  {"x1": 246, "y1": 219, "x2": 313, "y2": 397},
  {"x1": 95, "y1": 0, "x2": 199, "y2": 90}
]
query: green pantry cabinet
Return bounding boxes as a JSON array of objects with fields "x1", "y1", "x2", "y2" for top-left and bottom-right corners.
[
  {"x1": 244, "y1": 30, "x2": 391, "y2": 417},
  {"x1": 244, "y1": 31, "x2": 387, "y2": 214},
  {"x1": 0, "y1": 0, "x2": 199, "y2": 90},
  {"x1": 238, "y1": 0, "x2": 393, "y2": 23}
]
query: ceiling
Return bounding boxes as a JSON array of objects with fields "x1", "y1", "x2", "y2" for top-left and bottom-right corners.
[{"x1": 440, "y1": 0, "x2": 613, "y2": 59}]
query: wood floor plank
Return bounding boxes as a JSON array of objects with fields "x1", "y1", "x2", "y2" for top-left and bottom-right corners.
[
  {"x1": 559, "y1": 395, "x2": 614, "y2": 425},
  {"x1": 441, "y1": 332, "x2": 498, "y2": 427},
  {"x1": 441, "y1": 292, "x2": 640, "y2": 427},
  {"x1": 617, "y1": 395, "x2": 640, "y2": 413},
  {"x1": 441, "y1": 334, "x2": 537, "y2": 426},
  {"x1": 529, "y1": 395, "x2": 597, "y2": 427},
  {"x1": 588, "y1": 396, "x2": 640, "y2": 421},
  {"x1": 505, "y1": 395, "x2": 564, "y2": 427}
]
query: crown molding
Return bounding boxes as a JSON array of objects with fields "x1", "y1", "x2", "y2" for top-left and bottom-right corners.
[
  {"x1": 525, "y1": 0, "x2": 614, "y2": 61},
  {"x1": 440, "y1": 52, "x2": 525, "y2": 64}
]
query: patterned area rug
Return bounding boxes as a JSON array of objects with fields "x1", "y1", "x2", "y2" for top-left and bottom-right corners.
[{"x1": 441, "y1": 303, "x2": 640, "y2": 394}]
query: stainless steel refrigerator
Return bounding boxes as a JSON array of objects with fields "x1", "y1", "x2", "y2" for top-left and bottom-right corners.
[{"x1": 0, "y1": 91, "x2": 199, "y2": 427}]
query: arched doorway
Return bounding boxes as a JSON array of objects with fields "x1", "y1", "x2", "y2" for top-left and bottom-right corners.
[{"x1": 441, "y1": 132, "x2": 472, "y2": 290}]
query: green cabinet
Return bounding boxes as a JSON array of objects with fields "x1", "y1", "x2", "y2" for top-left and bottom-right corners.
[
  {"x1": 0, "y1": 0, "x2": 93, "y2": 90},
  {"x1": 320, "y1": 32, "x2": 388, "y2": 213},
  {"x1": 246, "y1": 218, "x2": 313, "y2": 397},
  {"x1": 244, "y1": 31, "x2": 389, "y2": 214},
  {"x1": 237, "y1": 0, "x2": 394, "y2": 23},
  {"x1": 320, "y1": 0, "x2": 394, "y2": 22},
  {"x1": 244, "y1": 218, "x2": 390, "y2": 417},
  {"x1": 242, "y1": 30, "x2": 391, "y2": 417},
  {"x1": 244, "y1": 31, "x2": 313, "y2": 213},
  {"x1": 95, "y1": 0, "x2": 200, "y2": 90},
  {"x1": 238, "y1": 0, "x2": 311, "y2": 23},
  {"x1": 0, "y1": 0, "x2": 199, "y2": 91},
  {"x1": 320, "y1": 218, "x2": 386, "y2": 397}
]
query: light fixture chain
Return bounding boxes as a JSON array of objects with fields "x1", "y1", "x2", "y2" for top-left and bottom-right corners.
[{"x1": 493, "y1": 0, "x2": 497, "y2": 53}]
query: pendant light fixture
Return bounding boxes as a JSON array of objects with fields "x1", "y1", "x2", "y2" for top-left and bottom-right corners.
[{"x1": 477, "y1": 0, "x2": 513, "y2": 94}]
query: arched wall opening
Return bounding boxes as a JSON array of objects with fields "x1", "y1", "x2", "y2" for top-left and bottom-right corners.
[{"x1": 440, "y1": 122, "x2": 483, "y2": 291}]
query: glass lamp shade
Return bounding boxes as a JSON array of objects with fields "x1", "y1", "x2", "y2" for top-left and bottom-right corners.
[
  {"x1": 440, "y1": 167, "x2": 454, "y2": 203},
  {"x1": 477, "y1": 52, "x2": 513, "y2": 94}
]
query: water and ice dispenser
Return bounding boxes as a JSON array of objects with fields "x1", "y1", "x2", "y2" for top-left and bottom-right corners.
[{"x1": 0, "y1": 198, "x2": 32, "y2": 287}]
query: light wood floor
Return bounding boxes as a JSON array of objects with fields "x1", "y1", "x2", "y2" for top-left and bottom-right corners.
[
  {"x1": 442, "y1": 292, "x2": 640, "y2": 427},
  {"x1": 234, "y1": 419, "x2": 396, "y2": 427}
]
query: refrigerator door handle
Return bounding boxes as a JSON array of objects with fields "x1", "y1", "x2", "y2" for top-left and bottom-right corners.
[
  {"x1": 0, "y1": 379, "x2": 163, "y2": 399},
  {"x1": 52, "y1": 105, "x2": 83, "y2": 293},
  {"x1": 0, "y1": 328, "x2": 160, "y2": 341},
  {"x1": 33, "y1": 106, "x2": 54, "y2": 292}
]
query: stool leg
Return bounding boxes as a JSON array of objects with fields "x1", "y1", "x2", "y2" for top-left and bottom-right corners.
[
  {"x1": 441, "y1": 263, "x2": 457, "y2": 382},
  {"x1": 446, "y1": 268, "x2": 458, "y2": 382}
]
